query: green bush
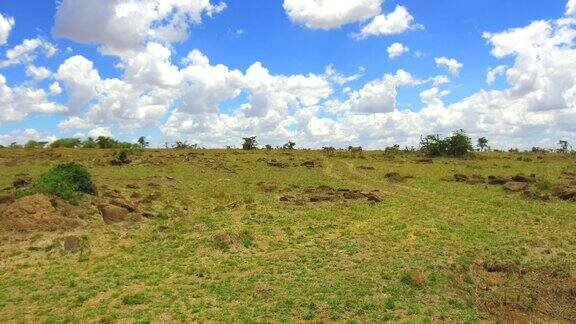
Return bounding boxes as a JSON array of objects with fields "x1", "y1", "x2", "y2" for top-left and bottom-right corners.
[
  {"x1": 420, "y1": 130, "x2": 473, "y2": 158},
  {"x1": 111, "y1": 149, "x2": 131, "y2": 165},
  {"x1": 49, "y1": 138, "x2": 82, "y2": 149},
  {"x1": 34, "y1": 163, "x2": 97, "y2": 204}
]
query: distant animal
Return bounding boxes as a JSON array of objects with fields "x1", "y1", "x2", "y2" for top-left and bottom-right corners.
[
  {"x1": 348, "y1": 146, "x2": 363, "y2": 157},
  {"x1": 323, "y1": 146, "x2": 336, "y2": 156}
]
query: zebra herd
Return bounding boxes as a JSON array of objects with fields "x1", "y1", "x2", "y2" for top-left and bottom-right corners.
[{"x1": 322, "y1": 146, "x2": 363, "y2": 157}]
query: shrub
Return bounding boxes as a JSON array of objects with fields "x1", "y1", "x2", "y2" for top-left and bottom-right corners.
[
  {"x1": 81, "y1": 138, "x2": 98, "y2": 149},
  {"x1": 111, "y1": 149, "x2": 131, "y2": 165},
  {"x1": 49, "y1": 138, "x2": 82, "y2": 149},
  {"x1": 34, "y1": 163, "x2": 97, "y2": 204},
  {"x1": 24, "y1": 140, "x2": 48, "y2": 149},
  {"x1": 446, "y1": 130, "x2": 474, "y2": 157}
]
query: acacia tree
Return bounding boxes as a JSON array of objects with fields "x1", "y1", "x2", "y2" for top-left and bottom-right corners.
[
  {"x1": 137, "y1": 136, "x2": 149, "y2": 149},
  {"x1": 477, "y1": 137, "x2": 489, "y2": 152},
  {"x1": 283, "y1": 141, "x2": 296, "y2": 150},
  {"x1": 242, "y1": 136, "x2": 258, "y2": 150},
  {"x1": 558, "y1": 140, "x2": 572, "y2": 153}
]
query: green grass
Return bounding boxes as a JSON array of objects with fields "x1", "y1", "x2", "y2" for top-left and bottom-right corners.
[{"x1": 0, "y1": 149, "x2": 575, "y2": 322}]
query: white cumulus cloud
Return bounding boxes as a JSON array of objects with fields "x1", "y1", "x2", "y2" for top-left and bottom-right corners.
[
  {"x1": 54, "y1": 0, "x2": 226, "y2": 56},
  {"x1": 387, "y1": 42, "x2": 409, "y2": 59},
  {"x1": 0, "y1": 13, "x2": 15, "y2": 45},
  {"x1": 435, "y1": 57, "x2": 463, "y2": 76},
  {"x1": 355, "y1": 6, "x2": 419, "y2": 39},
  {"x1": 283, "y1": 0, "x2": 383, "y2": 30}
]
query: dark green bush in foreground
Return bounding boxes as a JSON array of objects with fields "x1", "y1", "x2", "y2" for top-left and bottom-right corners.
[{"x1": 34, "y1": 163, "x2": 97, "y2": 204}]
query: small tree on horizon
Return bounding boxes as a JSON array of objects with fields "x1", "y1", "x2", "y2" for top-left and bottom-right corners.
[
  {"x1": 477, "y1": 137, "x2": 489, "y2": 152},
  {"x1": 137, "y1": 136, "x2": 149, "y2": 149},
  {"x1": 283, "y1": 141, "x2": 296, "y2": 150},
  {"x1": 558, "y1": 140, "x2": 572, "y2": 153},
  {"x1": 242, "y1": 136, "x2": 258, "y2": 150}
]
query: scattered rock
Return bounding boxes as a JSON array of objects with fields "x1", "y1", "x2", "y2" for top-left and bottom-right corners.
[
  {"x1": 267, "y1": 160, "x2": 289, "y2": 168},
  {"x1": 467, "y1": 175, "x2": 486, "y2": 185},
  {"x1": 98, "y1": 204, "x2": 131, "y2": 224},
  {"x1": 0, "y1": 193, "x2": 15, "y2": 205},
  {"x1": 13, "y1": 175, "x2": 32, "y2": 188},
  {"x1": 552, "y1": 186, "x2": 576, "y2": 201},
  {"x1": 483, "y1": 262, "x2": 519, "y2": 273},
  {"x1": 310, "y1": 195, "x2": 336, "y2": 202},
  {"x1": 126, "y1": 184, "x2": 140, "y2": 189},
  {"x1": 488, "y1": 176, "x2": 509, "y2": 185},
  {"x1": 454, "y1": 174, "x2": 469, "y2": 182},
  {"x1": 511, "y1": 174, "x2": 536, "y2": 183},
  {"x1": 504, "y1": 181, "x2": 529, "y2": 192},
  {"x1": 357, "y1": 166, "x2": 375, "y2": 171},
  {"x1": 301, "y1": 161, "x2": 320, "y2": 168},
  {"x1": 279, "y1": 195, "x2": 295, "y2": 202},
  {"x1": 364, "y1": 192, "x2": 382, "y2": 203},
  {"x1": 109, "y1": 198, "x2": 137, "y2": 212},
  {"x1": 343, "y1": 191, "x2": 365, "y2": 200}
]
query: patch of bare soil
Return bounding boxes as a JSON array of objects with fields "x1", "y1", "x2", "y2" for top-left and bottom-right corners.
[
  {"x1": 0, "y1": 194, "x2": 82, "y2": 232},
  {"x1": 551, "y1": 185, "x2": 576, "y2": 201},
  {"x1": 280, "y1": 185, "x2": 382, "y2": 204},
  {"x1": 465, "y1": 263, "x2": 576, "y2": 323},
  {"x1": 453, "y1": 174, "x2": 486, "y2": 185},
  {"x1": 257, "y1": 181, "x2": 279, "y2": 193},
  {"x1": 385, "y1": 172, "x2": 414, "y2": 182},
  {"x1": 301, "y1": 160, "x2": 323, "y2": 168},
  {"x1": 267, "y1": 159, "x2": 289, "y2": 168}
]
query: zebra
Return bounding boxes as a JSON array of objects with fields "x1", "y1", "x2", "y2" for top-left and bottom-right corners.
[
  {"x1": 348, "y1": 146, "x2": 363, "y2": 157},
  {"x1": 322, "y1": 146, "x2": 336, "y2": 156}
]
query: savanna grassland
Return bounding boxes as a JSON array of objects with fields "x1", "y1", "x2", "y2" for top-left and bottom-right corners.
[{"x1": 0, "y1": 148, "x2": 575, "y2": 323}]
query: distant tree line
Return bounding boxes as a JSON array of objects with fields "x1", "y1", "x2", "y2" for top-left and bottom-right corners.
[
  {"x1": 1, "y1": 132, "x2": 574, "y2": 155},
  {"x1": 0, "y1": 136, "x2": 149, "y2": 150}
]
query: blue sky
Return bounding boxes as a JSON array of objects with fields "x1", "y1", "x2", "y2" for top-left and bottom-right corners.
[{"x1": 1, "y1": 0, "x2": 575, "y2": 148}]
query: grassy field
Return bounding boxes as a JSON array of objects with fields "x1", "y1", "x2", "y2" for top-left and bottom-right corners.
[{"x1": 0, "y1": 148, "x2": 575, "y2": 323}]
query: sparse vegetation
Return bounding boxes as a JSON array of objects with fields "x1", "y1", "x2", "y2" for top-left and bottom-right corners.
[{"x1": 0, "y1": 145, "x2": 575, "y2": 323}]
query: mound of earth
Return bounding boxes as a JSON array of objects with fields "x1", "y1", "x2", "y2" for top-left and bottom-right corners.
[
  {"x1": 552, "y1": 185, "x2": 576, "y2": 201},
  {"x1": 301, "y1": 160, "x2": 322, "y2": 168},
  {"x1": 97, "y1": 190, "x2": 145, "y2": 224},
  {"x1": 0, "y1": 194, "x2": 82, "y2": 232},
  {"x1": 280, "y1": 185, "x2": 382, "y2": 204},
  {"x1": 267, "y1": 160, "x2": 289, "y2": 168}
]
